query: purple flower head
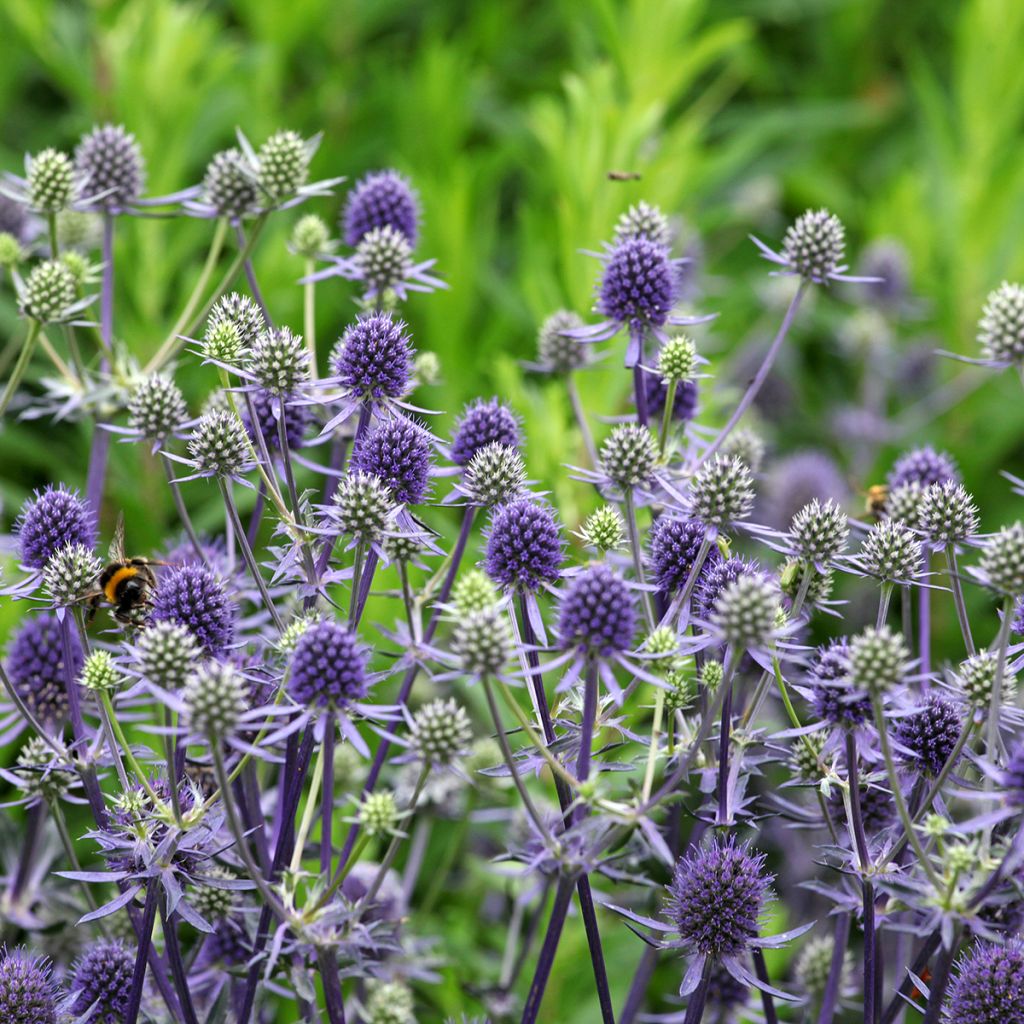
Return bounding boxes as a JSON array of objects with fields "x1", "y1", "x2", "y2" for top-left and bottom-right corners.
[
  {"x1": 342, "y1": 169, "x2": 420, "y2": 247},
  {"x1": 707, "y1": 964, "x2": 749, "y2": 1012},
  {"x1": 288, "y1": 620, "x2": 369, "y2": 709},
  {"x1": 946, "y1": 941, "x2": 1024, "y2": 1024},
  {"x1": 893, "y1": 694, "x2": 962, "y2": 777},
  {"x1": 666, "y1": 836, "x2": 773, "y2": 958},
  {"x1": 827, "y1": 776, "x2": 896, "y2": 835},
  {"x1": 151, "y1": 565, "x2": 236, "y2": 655},
  {"x1": 16, "y1": 485, "x2": 96, "y2": 569},
  {"x1": 694, "y1": 557, "x2": 759, "y2": 623},
  {"x1": 331, "y1": 312, "x2": 414, "y2": 401},
  {"x1": 887, "y1": 445, "x2": 960, "y2": 490},
  {"x1": 196, "y1": 920, "x2": 251, "y2": 969},
  {"x1": 0, "y1": 948, "x2": 58, "y2": 1024},
  {"x1": 6, "y1": 613, "x2": 82, "y2": 729},
  {"x1": 807, "y1": 638, "x2": 871, "y2": 728},
  {"x1": 1002, "y1": 744, "x2": 1024, "y2": 806},
  {"x1": 450, "y1": 399, "x2": 520, "y2": 467},
  {"x1": 558, "y1": 564, "x2": 636, "y2": 657},
  {"x1": 74, "y1": 123, "x2": 145, "y2": 209},
  {"x1": 242, "y1": 388, "x2": 310, "y2": 450},
  {"x1": 598, "y1": 235, "x2": 677, "y2": 330},
  {"x1": 648, "y1": 517, "x2": 718, "y2": 595},
  {"x1": 350, "y1": 419, "x2": 432, "y2": 506},
  {"x1": 70, "y1": 940, "x2": 134, "y2": 1024},
  {"x1": 759, "y1": 451, "x2": 849, "y2": 532},
  {"x1": 0, "y1": 194, "x2": 29, "y2": 244},
  {"x1": 643, "y1": 373, "x2": 698, "y2": 423},
  {"x1": 1012, "y1": 596, "x2": 1024, "y2": 636},
  {"x1": 484, "y1": 499, "x2": 562, "y2": 592}
]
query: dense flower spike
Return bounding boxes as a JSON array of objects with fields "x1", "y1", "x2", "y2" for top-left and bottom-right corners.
[
  {"x1": 74, "y1": 123, "x2": 144, "y2": 208},
  {"x1": 202, "y1": 148, "x2": 258, "y2": 218},
  {"x1": 614, "y1": 201, "x2": 671, "y2": 248},
  {"x1": 957, "y1": 650, "x2": 1017, "y2": 707},
  {"x1": 184, "y1": 661, "x2": 247, "y2": 737},
  {"x1": 16, "y1": 486, "x2": 96, "y2": 569},
  {"x1": 848, "y1": 625, "x2": 909, "y2": 694},
  {"x1": 20, "y1": 260, "x2": 76, "y2": 322},
  {"x1": 945, "y1": 941, "x2": 1024, "y2": 1023},
  {"x1": 243, "y1": 387, "x2": 310, "y2": 450},
  {"x1": 332, "y1": 312, "x2": 413, "y2": 400},
  {"x1": 70, "y1": 941, "x2": 135, "y2": 1023},
  {"x1": 0, "y1": 948, "x2": 58, "y2": 1024},
  {"x1": 354, "y1": 224, "x2": 413, "y2": 295},
  {"x1": 667, "y1": 836, "x2": 773, "y2": 958},
  {"x1": 453, "y1": 604, "x2": 514, "y2": 676},
  {"x1": 978, "y1": 282, "x2": 1024, "y2": 366},
  {"x1": 689, "y1": 454, "x2": 754, "y2": 528},
  {"x1": 720, "y1": 427, "x2": 766, "y2": 475},
  {"x1": 694, "y1": 556, "x2": 758, "y2": 623},
  {"x1": 5, "y1": 613, "x2": 81, "y2": 728},
  {"x1": 43, "y1": 543, "x2": 102, "y2": 607},
  {"x1": 188, "y1": 409, "x2": 251, "y2": 477},
  {"x1": 790, "y1": 499, "x2": 849, "y2": 564},
  {"x1": 207, "y1": 292, "x2": 266, "y2": 348},
  {"x1": 708, "y1": 573, "x2": 780, "y2": 648},
  {"x1": 289, "y1": 620, "x2": 369, "y2": 708},
  {"x1": 135, "y1": 621, "x2": 201, "y2": 691},
  {"x1": 127, "y1": 373, "x2": 189, "y2": 442},
  {"x1": 450, "y1": 398, "x2": 520, "y2": 466},
  {"x1": 978, "y1": 522, "x2": 1024, "y2": 594},
  {"x1": 151, "y1": 565, "x2": 236, "y2": 654},
  {"x1": 485, "y1": 499, "x2": 562, "y2": 591},
  {"x1": 248, "y1": 326, "x2": 309, "y2": 395},
  {"x1": 887, "y1": 445, "x2": 960, "y2": 489},
  {"x1": 780, "y1": 208, "x2": 845, "y2": 282},
  {"x1": 918, "y1": 481, "x2": 979, "y2": 544},
  {"x1": 558, "y1": 563, "x2": 637, "y2": 656},
  {"x1": 462, "y1": 443, "x2": 526, "y2": 508},
  {"x1": 598, "y1": 235, "x2": 677, "y2": 331},
  {"x1": 343, "y1": 169, "x2": 420, "y2": 247},
  {"x1": 291, "y1": 213, "x2": 329, "y2": 257},
  {"x1": 807, "y1": 638, "x2": 871, "y2": 728},
  {"x1": 857, "y1": 518, "x2": 923, "y2": 582},
  {"x1": 27, "y1": 148, "x2": 75, "y2": 214},
  {"x1": 410, "y1": 697, "x2": 473, "y2": 764},
  {"x1": 599, "y1": 424, "x2": 657, "y2": 489},
  {"x1": 330, "y1": 471, "x2": 395, "y2": 540},
  {"x1": 256, "y1": 129, "x2": 310, "y2": 202},
  {"x1": 537, "y1": 309, "x2": 587, "y2": 373},
  {"x1": 579, "y1": 505, "x2": 625, "y2": 552},
  {"x1": 894, "y1": 694, "x2": 962, "y2": 776},
  {"x1": 648, "y1": 516, "x2": 714, "y2": 594},
  {"x1": 351, "y1": 418, "x2": 432, "y2": 505}
]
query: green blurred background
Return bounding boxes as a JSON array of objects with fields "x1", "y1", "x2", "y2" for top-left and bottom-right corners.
[{"x1": 2, "y1": 0, "x2": 1024, "y2": 1018}]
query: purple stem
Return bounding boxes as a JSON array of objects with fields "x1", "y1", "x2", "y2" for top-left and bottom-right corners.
[
  {"x1": 521, "y1": 876, "x2": 575, "y2": 1024},
  {"x1": 10, "y1": 802, "x2": 44, "y2": 903},
  {"x1": 332, "y1": 506, "x2": 476, "y2": 876},
  {"x1": 681, "y1": 958, "x2": 713, "y2": 1024},
  {"x1": 921, "y1": 935, "x2": 958, "y2": 1024},
  {"x1": 846, "y1": 733, "x2": 877, "y2": 1024},
  {"x1": 86, "y1": 427, "x2": 111, "y2": 521},
  {"x1": 918, "y1": 548, "x2": 931, "y2": 686},
  {"x1": 237, "y1": 223, "x2": 271, "y2": 325},
  {"x1": 752, "y1": 948, "x2": 779, "y2": 1024},
  {"x1": 816, "y1": 911, "x2": 851, "y2": 1024},
  {"x1": 321, "y1": 713, "x2": 336, "y2": 875},
  {"x1": 161, "y1": 903, "x2": 200, "y2": 1024},
  {"x1": 317, "y1": 948, "x2": 347, "y2": 1024},
  {"x1": 716, "y1": 674, "x2": 734, "y2": 824},
  {"x1": 880, "y1": 932, "x2": 941, "y2": 1024},
  {"x1": 351, "y1": 550, "x2": 380, "y2": 626},
  {"x1": 124, "y1": 884, "x2": 159, "y2": 1024},
  {"x1": 698, "y1": 279, "x2": 808, "y2": 467},
  {"x1": 633, "y1": 362, "x2": 649, "y2": 427},
  {"x1": 247, "y1": 481, "x2": 266, "y2": 549}
]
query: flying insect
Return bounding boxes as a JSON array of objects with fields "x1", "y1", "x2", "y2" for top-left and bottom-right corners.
[{"x1": 85, "y1": 514, "x2": 165, "y2": 625}]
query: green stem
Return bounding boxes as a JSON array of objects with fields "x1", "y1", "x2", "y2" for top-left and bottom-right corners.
[
  {"x1": 0, "y1": 320, "x2": 41, "y2": 418},
  {"x1": 98, "y1": 690, "x2": 169, "y2": 814},
  {"x1": 945, "y1": 544, "x2": 975, "y2": 656},
  {"x1": 304, "y1": 257, "x2": 317, "y2": 380},
  {"x1": 289, "y1": 736, "x2": 326, "y2": 874},
  {"x1": 640, "y1": 687, "x2": 664, "y2": 803},
  {"x1": 623, "y1": 488, "x2": 655, "y2": 629},
  {"x1": 658, "y1": 378, "x2": 678, "y2": 459}
]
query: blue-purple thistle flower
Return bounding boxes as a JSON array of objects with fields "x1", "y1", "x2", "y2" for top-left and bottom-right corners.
[
  {"x1": 558, "y1": 564, "x2": 636, "y2": 657},
  {"x1": 331, "y1": 312, "x2": 414, "y2": 402},
  {"x1": 484, "y1": 499, "x2": 562, "y2": 592},
  {"x1": 806, "y1": 638, "x2": 871, "y2": 729},
  {"x1": 648, "y1": 517, "x2": 717, "y2": 595},
  {"x1": 887, "y1": 445, "x2": 960, "y2": 490},
  {"x1": 5, "y1": 613, "x2": 82, "y2": 731},
  {"x1": 74, "y1": 123, "x2": 145, "y2": 211},
  {"x1": 893, "y1": 693, "x2": 962, "y2": 776},
  {"x1": 666, "y1": 836, "x2": 773, "y2": 959},
  {"x1": 342, "y1": 169, "x2": 420, "y2": 247},
  {"x1": 15, "y1": 486, "x2": 96, "y2": 570},
  {"x1": 1001, "y1": 744, "x2": 1024, "y2": 806},
  {"x1": 243, "y1": 387, "x2": 310, "y2": 450},
  {"x1": 643, "y1": 373, "x2": 698, "y2": 423},
  {"x1": 69, "y1": 939, "x2": 135, "y2": 1024},
  {"x1": 350, "y1": 418, "x2": 433, "y2": 506},
  {"x1": 450, "y1": 399, "x2": 520, "y2": 467},
  {"x1": 288, "y1": 620, "x2": 369, "y2": 709},
  {"x1": 151, "y1": 565, "x2": 236, "y2": 654},
  {"x1": 694, "y1": 557, "x2": 760, "y2": 624},
  {"x1": 945, "y1": 941, "x2": 1024, "y2": 1024},
  {"x1": 0, "y1": 948, "x2": 58, "y2": 1024}
]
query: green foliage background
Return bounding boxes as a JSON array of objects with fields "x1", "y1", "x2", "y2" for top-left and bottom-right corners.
[{"x1": 2, "y1": 0, "x2": 1024, "y2": 1019}]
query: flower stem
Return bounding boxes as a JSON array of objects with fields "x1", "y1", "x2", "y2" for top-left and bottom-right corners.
[
  {"x1": 123, "y1": 884, "x2": 158, "y2": 1024},
  {"x1": 944, "y1": 544, "x2": 975, "y2": 656},
  {"x1": 567, "y1": 374, "x2": 598, "y2": 467},
  {"x1": 304, "y1": 257, "x2": 318, "y2": 379},
  {"x1": 623, "y1": 489, "x2": 655, "y2": 629},
  {"x1": 0, "y1": 319, "x2": 41, "y2": 418},
  {"x1": 163, "y1": 217, "x2": 229, "y2": 353},
  {"x1": 658, "y1": 378, "x2": 677, "y2": 459},
  {"x1": 521, "y1": 874, "x2": 576, "y2": 1024},
  {"x1": 816, "y1": 911, "x2": 850, "y2": 1024}
]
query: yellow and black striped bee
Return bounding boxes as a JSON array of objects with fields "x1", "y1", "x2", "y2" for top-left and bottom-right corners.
[
  {"x1": 85, "y1": 514, "x2": 165, "y2": 625},
  {"x1": 864, "y1": 484, "x2": 889, "y2": 519}
]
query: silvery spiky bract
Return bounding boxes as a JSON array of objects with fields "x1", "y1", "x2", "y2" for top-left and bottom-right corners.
[
  {"x1": 358, "y1": 791, "x2": 399, "y2": 837},
  {"x1": 463, "y1": 442, "x2": 526, "y2": 508},
  {"x1": 599, "y1": 424, "x2": 657, "y2": 489},
  {"x1": 719, "y1": 427, "x2": 766, "y2": 475},
  {"x1": 21, "y1": 259, "x2": 76, "y2": 322},
  {"x1": 848, "y1": 625, "x2": 909, "y2": 694},
  {"x1": 657, "y1": 334, "x2": 697, "y2": 382},
  {"x1": 207, "y1": 291, "x2": 265, "y2": 348},
  {"x1": 74, "y1": 123, "x2": 144, "y2": 208},
  {"x1": 918, "y1": 480, "x2": 979, "y2": 544},
  {"x1": 256, "y1": 129, "x2": 310, "y2": 203},
  {"x1": 127, "y1": 374, "x2": 188, "y2": 441},
  {"x1": 291, "y1": 213, "x2": 330, "y2": 257},
  {"x1": 188, "y1": 410, "x2": 250, "y2": 477},
  {"x1": 43, "y1": 543, "x2": 101, "y2": 607},
  {"x1": 202, "y1": 147, "x2": 258, "y2": 218},
  {"x1": 355, "y1": 224, "x2": 412, "y2": 295},
  {"x1": 80, "y1": 650, "x2": 122, "y2": 693},
  {"x1": 781, "y1": 208, "x2": 845, "y2": 282},
  {"x1": 956, "y1": 650, "x2": 1017, "y2": 707},
  {"x1": 452, "y1": 604, "x2": 514, "y2": 676},
  {"x1": 614, "y1": 200, "x2": 671, "y2": 248},
  {"x1": 248, "y1": 326, "x2": 309, "y2": 394},
  {"x1": 183, "y1": 661, "x2": 247, "y2": 737},
  {"x1": 537, "y1": 309, "x2": 587, "y2": 374},
  {"x1": 979, "y1": 521, "x2": 1024, "y2": 594},
  {"x1": 689, "y1": 454, "x2": 754, "y2": 528},
  {"x1": 789, "y1": 498, "x2": 849, "y2": 563},
  {"x1": 330, "y1": 471, "x2": 395, "y2": 540},
  {"x1": 708, "y1": 573, "x2": 780, "y2": 649},
  {"x1": 858, "y1": 518, "x2": 922, "y2": 582},
  {"x1": 452, "y1": 569, "x2": 498, "y2": 615},
  {"x1": 135, "y1": 621, "x2": 201, "y2": 690},
  {"x1": 978, "y1": 282, "x2": 1024, "y2": 365},
  {"x1": 579, "y1": 505, "x2": 625, "y2": 551},
  {"x1": 27, "y1": 148, "x2": 75, "y2": 213},
  {"x1": 410, "y1": 697, "x2": 473, "y2": 765}
]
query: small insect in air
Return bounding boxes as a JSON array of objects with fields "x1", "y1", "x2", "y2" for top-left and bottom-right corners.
[
  {"x1": 864, "y1": 484, "x2": 888, "y2": 519},
  {"x1": 84, "y1": 513, "x2": 165, "y2": 625},
  {"x1": 607, "y1": 170, "x2": 642, "y2": 181}
]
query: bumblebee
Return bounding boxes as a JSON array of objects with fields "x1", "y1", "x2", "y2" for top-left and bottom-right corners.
[
  {"x1": 864, "y1": 484, "x2": 888, "y2": 519},
  {"x1": 85, "y1": 514, "x2": 164, "y2": 625}
]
